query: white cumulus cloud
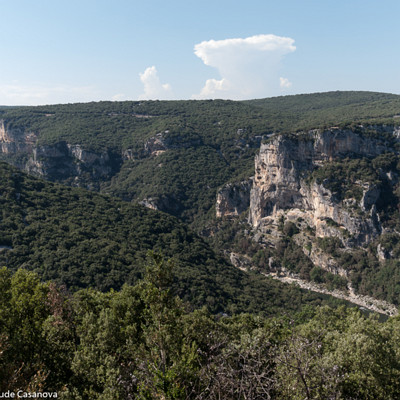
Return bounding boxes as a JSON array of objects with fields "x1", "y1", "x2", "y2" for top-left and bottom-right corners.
[
  {"x1": 280, "y1": 77, "x2": 292, "y2": 89},
  {"x1": 138, "y1": 66, "x2": 173, "y2": 100},
  {"x1": 195, "y1": 78, "x2": 230, "y2": 98},
  {"x1": 192, "y1": 34, "x2": 296, "y2": 100}
]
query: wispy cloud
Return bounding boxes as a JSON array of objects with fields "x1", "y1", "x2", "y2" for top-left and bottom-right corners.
[
  {"x1": 138, "y1": 66, "x2": 173, "y2": 100},
  {"x1": 192, "y1": 34, "x2": 296, "y2": 99},
  {"x1": 0, "y1": 83, "x2": 100, "y2": 106},
  {"x1": 111, "y1": 93, "x2": 128, "y2": 101}
]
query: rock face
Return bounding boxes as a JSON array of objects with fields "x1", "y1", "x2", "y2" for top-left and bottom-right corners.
[
  {"x1": 144, "y1": 132, "x2": 168, "y2": 156},
  {"x1": 0, "y1": 120, "x2": 38, "y2": 157},
  {"x1": 216, "y1": 178, "x2": 253, "y2": 218},
  {"x1": 122, "y1": 131, "x2": 203, "y2": 161},
  {"x1": 0, "y1": 120, "x2": 121, "y2": 187},
  {"x1": 144, "y1": 131, "x2": 202, "y2": 156},
  {"x1": 25, "y1": 143, "x2": 119, "y2": 184},
  {"x1": 249, "y1": 127, "x2": 397, "y2": 246},
  {"x1": 139, "y1": 194, "x2": 183, "y2": 215}
]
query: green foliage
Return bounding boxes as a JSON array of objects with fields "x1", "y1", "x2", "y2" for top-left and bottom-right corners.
[
  {"x1": 3, "y1": 93, "x2": 400, "y2": 311},
  {"x1": 310, "y1": 267, "x2": 348, "y2": 291},
  {"x1": 3, "y1": 93, "x2": 400, "y2": 397},
  {"x1": 310, "y1": 156, "x2": 381, "y2": 202},
  {"x1": 0, "y1": 162, "x2": 234, "y2": 311},
  {"x1": 316, "y1": 237, "x2": 344, "y2": 256},
  {"x1": 2, "y1": 91, "x2": 400, "y2": 225},
  {"x1": 132, "y1": 253, "x2": 198, "y2": 399},
  {"x1": 275, "y1": 239, "x2": 314, "y2": 280},
  {"x1": 310, "y1": 266, "x2": 325, "y2": 284},
  {"x1": 282, "y1": 221, "x2": 299, "y2": 237},
  {"x1": 1, "y1": 266, "x2": 400, "y2": 398},
  {"x1": 0, "y1": 99, "x2": 263, "y2": 224},
  {"x1": 246, "y1": 91, "x2": 400, "y2": 131},
  {"x1": 0, "y1": 268, "x2": 52, "y2": 391},
  {"x1": 0, "y1": 162, "x2": 348, "y2": 316}
]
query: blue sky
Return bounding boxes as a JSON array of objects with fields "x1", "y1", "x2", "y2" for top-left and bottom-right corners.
[{"x1": 0, "y1": 0, "x2": 399, "y2": 105}]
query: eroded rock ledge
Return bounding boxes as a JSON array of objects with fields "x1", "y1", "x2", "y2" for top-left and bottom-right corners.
[
  {"x1": 216, "y1": 178, "x2": 253, "y2": 218},
  {"x1": 0, "y1": 119, "x2": 121, "y2": 187},
  {"x1": 249, "y1": 126, "x2": 399, "y2": 246},
  {"x1": 216, "y1": 126, "x2": 400, "y2": 310}
]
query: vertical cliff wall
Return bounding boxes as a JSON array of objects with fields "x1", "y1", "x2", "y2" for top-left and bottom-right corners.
[
  {"x1": 249, "y1": 127, "x2": 398, "y2": 245},
  {"x1": 0, "y1": 120, "x2": 38, "y2": 156},
  {"x1": 0, "y1": 119, "x2": 121, "y2": 187},
  {"x1": 216, "y1": 178, "x2": 253, "y2": 218}
]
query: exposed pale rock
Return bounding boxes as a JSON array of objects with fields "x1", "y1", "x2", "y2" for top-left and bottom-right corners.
[
  {"x1": 308, "y1": 246, "x2": 348, "y2": 277},
  {"x1": 144, "y1": 133, "x2": 167, "y2": 155},
  {"x1": 377, "y1": 243, "x2": 390, "y2": 261},
  {"x1": 25, "y1": 142, "x2": 116, "y2": 182},
  {"x1": 139, "y1": 197, "x2": 159, "y2": 211},
  {"x1": 249, "y1": 127, "x2": 396, "y2": 246},
  {"x1": 0, "y1": 120, "x2": 38, "y2": 155},
  {"x1": 144, "y1": 131, "x2": 202, "y2": 157},
  {"x1": 229, "y1": 252, "x2": 252, "y2": 271},
  {"x1": 216, "y1": 178, "x2": 253, "y2": 218},
  {"x1": 122, "y1": 148, "x2": 135, "y2": 160},
  {"x1": 266, "y1": 271, "x2": 397, "y2": 316},
  {"x1": 360, "y1": 184, "x2": 380, "y2": 211},
  {"x1": 139, "y1": 194, "x2": 182, "y2": 215},
  {"x1": 0, "y1": 119, "x2": 121, "y2": 186},
  {"x1": 67, "y1": 144, "x2": 110, "y2": 165}
]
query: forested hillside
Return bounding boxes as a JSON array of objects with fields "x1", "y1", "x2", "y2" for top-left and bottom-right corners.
[
  {"x1": 1, "y1": 91, "x2": 400, "y2": 225},
  {"x1": 2, "y1": 91, "x2": 400, "y2": 310},
  {"x1": 0, "y1": 162, "x2": 346, "y2": 315},
  {"x1": 2, "y1": 91, "x2": 400, "y2": 397}
]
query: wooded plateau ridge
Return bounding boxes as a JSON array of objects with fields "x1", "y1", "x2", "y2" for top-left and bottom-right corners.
[{"x1": 2, "y1": 91, "x2": 400, "y2": 398}]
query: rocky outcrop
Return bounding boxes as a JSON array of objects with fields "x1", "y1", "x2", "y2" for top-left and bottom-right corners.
[
  {"x1": 139, "y1": 194, "x2": 183, "y2": 215},
  {"x1": 122, "y1": 148, "x2": 136, "y2": 161},
  {"x1": 25, "y1": 142, "x2": 119, "y2": 183},
  {"x1": 229, "y1": 252, "x2": 252, "y2": 271},
  {"x1": 216, "y1": 178, "x2": 253, "y2": 218},
  {"x1": 249, "y1": 127, "x2": 397, "y2": 246},
  {"x1": 0, "y1": 120, "x2": 121, "y2": 187},
  {"x1": 122, "y1": 131, "x2": 203, "y2": 161},
  {"x1": 307, "y1": 244, "x2": 348, "y2": 277},
  {"x1": 266, "y1": 272, "x2": 397, "y2": 316},
  {"x1": 138, "y1": 197, "x2": 160, "y2": 211},
  {"x1": 0, "y1": 120, "x2": 38, "y2": 156},
  {"x1": 144, "y1": 132, "x2": 168, "y2": 156},
  {"x1": 143, "y1": 131, "x2": 202, "y2": 157},
  {"x1": 377, "y1": 243, "x2": 391, "y2": 261}
]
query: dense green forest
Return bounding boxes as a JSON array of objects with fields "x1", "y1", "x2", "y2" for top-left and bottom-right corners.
[
  {"x1": 0, "y1": 162, "x2": 347, "y2": 315},
  {"x1": 1, "y1": 91, "x2": 400, "y2": 225},
  {"x1": 2, "y1": 92, "x2": 400, "y2": 304},
  {"x1": 2, "y1": 92, "x2": 400, "y2": 397},
  {"x1": 2, "y1": 92, "x2": 400, "y2": 305},
  {"x1": 1, "y1": 260, "x2": 400, "y2": 399}
]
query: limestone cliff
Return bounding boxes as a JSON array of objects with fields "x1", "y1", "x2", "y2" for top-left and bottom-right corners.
[
  {"x1": 0, "y1": 119, "x2": 121, "y2": 187},
  {"x1": 139, "y1": 194, "x2": 182, "y2": 214},
  {"x1": 216, "y1": 178, "x2": 253, "y2": 218},
  {"x1": 0, "y1": 120, "x2": 38, "y2": 156},
  {"x1": 249, "y1": 127, "x2": 397, "y2": 246},
  {"x1": 25, "y1": 143, "x2": 118, "y2": 186}
]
